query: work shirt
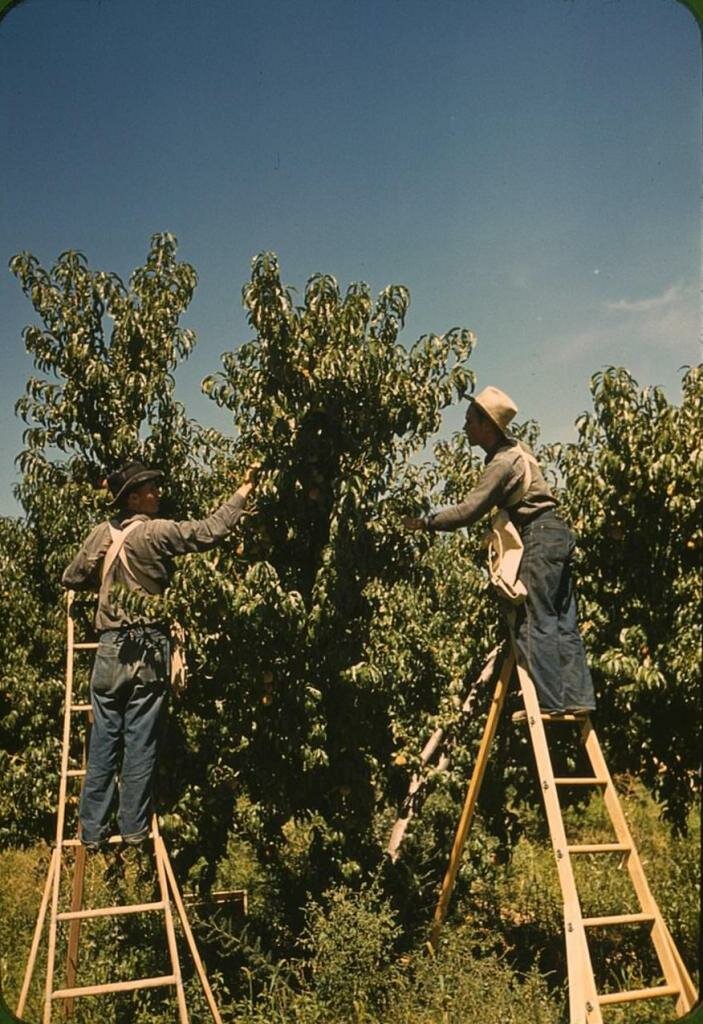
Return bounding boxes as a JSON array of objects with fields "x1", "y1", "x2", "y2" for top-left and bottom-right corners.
[
  {"x1": 62, "y1": 492, "x2": 247, "y2": 631},
  {"x1": 427, "y1": 438, "x2": 557, "y2": 532}
]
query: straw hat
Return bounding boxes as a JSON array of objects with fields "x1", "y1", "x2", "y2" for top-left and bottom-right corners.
[{"x1": 471, "y1": 386, "x2": 518, "y2": 435}]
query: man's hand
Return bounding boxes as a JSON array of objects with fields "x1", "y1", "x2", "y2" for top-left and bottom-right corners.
[
  {"x1": 237, "y1": 461, "x2": 262, "y2": 498},
  {"x1": 402, "y1": 515, "x2": 426, "y2": 532},
  {"x1": 242, "y1": 461, "x2": 262, "y2": 486}
]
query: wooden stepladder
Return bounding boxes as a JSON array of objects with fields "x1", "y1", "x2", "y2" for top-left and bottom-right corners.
[
  {"x1": 429, "y1": 637, "x2": 698, "y2": 1024},
  {"x1": 16, "y1": 592, "x2": 224, "y2": 1024}
]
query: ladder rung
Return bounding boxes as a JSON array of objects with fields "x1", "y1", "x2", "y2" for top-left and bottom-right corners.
[
  {"x1": 52, "y1": 974, "x2": 176, "y2": 999},
  {"x1": 73, "y1": 642, "x2": 99, "y2": 650},
  {"x1": 70, "y1": 703, "x2": 92, "y2": 712},
  {"x1": 62, "y1": 836, "x2": 124, "y2": 847},
  {"x1": 543, "y1": 711, "x2": 590, "y2": 721},
  {"x1": 583, "y1": 912, "x2": 655, "y2": 928},
  {"x1": 66, "y1": 769, "x2": 87, "y2": 778},
  {"x1": 598, "y1": 984, "x2": 680, "y2": 1006},
  {"x1": 567, "y1": 843, "x2": 630, "y2": 854},
  {"x1": 554, "y1": 777, "x2": 607, "y2": 786},
  {"x1": 512, "y1": 710, "x2": 590, "y2": 723},
  {"x1": 57, "y1": 901, "x2": 165, "y2": 921}
]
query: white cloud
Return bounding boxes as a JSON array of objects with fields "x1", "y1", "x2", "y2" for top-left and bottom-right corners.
[
  {"x1": 547, "y1": 280, "x2": 700, "y2": 369},
  {"x1": 604, "y1": 282, "x2": 688, "y2": 315}
]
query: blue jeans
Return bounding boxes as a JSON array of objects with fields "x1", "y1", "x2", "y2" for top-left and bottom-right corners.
[
  {"x1": 79, "y1": 625, "x2": 169, "y2": 846},
  {"x1": 514, "y1": 512, "x2": 596, "y2": 712}
]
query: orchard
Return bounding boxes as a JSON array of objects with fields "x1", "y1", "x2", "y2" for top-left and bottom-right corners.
[{"x1": 0, "y1": 235, "x2": 699, "y2": 1023}]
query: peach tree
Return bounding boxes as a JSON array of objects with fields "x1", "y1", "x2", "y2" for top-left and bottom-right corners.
[
  {"x1": 0, "y1": 233, "x2": 205, "y2": 841},
  {"x1": 161, "y1": 252, "x2": 482, "y2": 919},
  {"x1": 549, "y1": 366, "x2": 702, "y2": 830}
]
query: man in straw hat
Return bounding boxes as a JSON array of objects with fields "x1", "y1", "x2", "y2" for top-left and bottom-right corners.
[
  {"x1": 403, "y1": 386, "x2": 595, "y2": 716},
  {"x1": 62, "y1": 460, "x2": 258, "y2": 851}
]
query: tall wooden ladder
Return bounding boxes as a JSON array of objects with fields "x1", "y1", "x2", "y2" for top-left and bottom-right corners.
[
  {"x1": 429, "y1": 638, "x2": 698, "y2": 1024},
  {"x1": 16, "y1": 592, "x2": 224, "y2": 1024}
]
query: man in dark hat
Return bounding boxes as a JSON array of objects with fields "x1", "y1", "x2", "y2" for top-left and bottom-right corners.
[
  {"x1": 62, "y1": 460, "x2": 258, "y2": 850},
  {"x1": 403, "y1": 386, "x2": 595, "y2": 717}
]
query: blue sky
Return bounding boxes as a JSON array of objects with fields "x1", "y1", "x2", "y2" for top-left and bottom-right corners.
[{"x1": 1, "y1": 0, "x2": 700, "y2": 516}]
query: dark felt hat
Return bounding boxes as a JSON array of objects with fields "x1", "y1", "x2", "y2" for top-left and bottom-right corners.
[{"x1": 106, "y1": 461, "x2": 163, "y2": 507}]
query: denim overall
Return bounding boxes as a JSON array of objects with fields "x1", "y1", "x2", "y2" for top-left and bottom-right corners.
[{"x1": 513, "y1": 510, "x2": 596, "y2": 713}]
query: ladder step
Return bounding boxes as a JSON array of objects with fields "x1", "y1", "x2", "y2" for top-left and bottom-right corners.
[
  {"x1": 512, "y1": 710, "x2": 590, "y2": 723},
  {"x1": 62, "y1": 836, "x2": 124, "y2": 847},
  {"x1": 583, "y1": 912, "x2": 655, "y2": 928},
  {"x1": 73, "y1": 642, "x2": 99, "y2": 650},
  {"x1": 52, "y1": 974, "x2": 177, "y2": 999},
  {"x1": 567, "y1": 843, "x2": 630, "y2": 854},
  {"x1": 66, "y1": 769, "x2": 87, "y2": 778},
  {"x1": 70, "y1": 703, "x2": 92, "y2": 712},
  {"x1": 598, "y1": 984, "x2": 680, "y2": 1006},
  {"x1": 554, "y1": 777, "x2": 607, "y2": 786},
  {"x1": 57, "y1": 901, "x2": 165, "y2": 921}
]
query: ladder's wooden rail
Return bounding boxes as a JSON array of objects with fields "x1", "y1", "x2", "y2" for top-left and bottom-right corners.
[
  {"x1": 387, "y1": 645, "x2": 503, "y2": 862},
  {"x1": 157, "y1": 831, "x2": 225, "y2": 1024},
  {"x1": 16, "y1": 849, "x2": 58, "y2": 1016},
  {"x1": 152, "y1": 820, "x2": 189, "y2": 1023},
  {"x1": 513, "y1": 656, "x2": 601, "y2": 1023},
  {"x1": 429, "y1": 649, "x2": 515, "y2": 949}
]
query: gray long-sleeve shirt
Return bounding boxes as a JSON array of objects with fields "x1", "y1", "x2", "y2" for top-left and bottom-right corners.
[
  {"x1": 62, "y1": 491, "x2": 247, "y2": 630},
  {"x1": 427, "y1": 439, "x2": 557, "y2": 532}
]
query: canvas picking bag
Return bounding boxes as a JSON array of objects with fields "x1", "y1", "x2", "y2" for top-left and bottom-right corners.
[{"x1": 485, "y1": 446, "x2": 539, "y2": 605}]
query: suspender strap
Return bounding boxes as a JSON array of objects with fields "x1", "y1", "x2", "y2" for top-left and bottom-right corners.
[
  {"x1": 99, "y1": 520, "x2": 143, "y2": 607},
  {"x1": 504, "y1": 445, "x2": 539, "y2": 509}
]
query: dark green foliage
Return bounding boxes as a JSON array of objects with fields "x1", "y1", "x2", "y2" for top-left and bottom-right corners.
[
  {"x1": 547, "y1": 366, "x2": 702, "y2": 828},
  {"x1": 1, "y1": 235, "x2": 207, "y2": 846}
]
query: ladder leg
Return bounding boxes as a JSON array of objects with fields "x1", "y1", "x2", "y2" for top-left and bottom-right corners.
[
  {"x1": 579, "y1": 720, "x2": 698, "y2": 1014},
  {"x1": 430, "y1": 650, "x2": 515, "y2": 949},
  {"x1": 63, "y1": 845, "x2": 87, "y2": 1018},
  {"x1": 663, "y1": 930, "x2": 698, "y2": 1015},
  {"x1": 16, "y1": 846, "x2": 58, "y2": 1017},
  {"x1": 43, "y1": 599, "x2": 80, "y2": 1024},
  {"x1": 152, "y1": 818, "x2": 189, "y2": 1024},
  {"x1": 388, "y1": 645, "x2": 503, "y2": 862},
  {"x1": 43, "y1": 843, "x2": 64, "y2": 1024},
  {"x1": 156, "y1": 833, "x2": 223, "y2": 1024},
  {"x1": 512, "y1": 653, "x2": 603, "y2": 1024},
  {"x1": 387, "y1": 727, "x2": 445, "y2": 862}
]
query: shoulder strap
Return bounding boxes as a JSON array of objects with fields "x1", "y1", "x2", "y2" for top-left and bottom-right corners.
[
  {"x1": 99, "y1": 520, "x2": 143, "y2": 605},
  {"x1": 505, "y1": 444, "x2": 539, "y2": 508}
]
